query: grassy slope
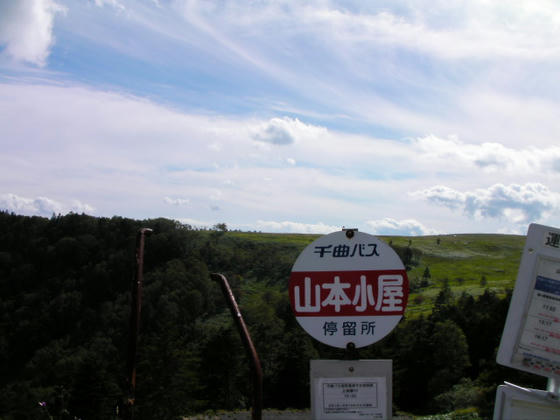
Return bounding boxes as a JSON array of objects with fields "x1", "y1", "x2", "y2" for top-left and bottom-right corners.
[
  {"x1": 383, "y1": 234, "x2": 525, "y2": 316},
  {"x1": 228, "y1": 231, "x2": 526, "y2": 316}
]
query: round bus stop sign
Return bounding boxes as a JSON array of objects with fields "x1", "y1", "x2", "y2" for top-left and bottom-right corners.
[{"x1": 289, "y1": 230, "x2": 409, "y2": 348}]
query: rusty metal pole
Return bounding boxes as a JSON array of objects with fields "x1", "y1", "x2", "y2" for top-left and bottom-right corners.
[
  {"x1": 124, "y1": 228, "x2": 152, "y2": 420},
  {"x1": 211, "y1": 273, "x2": 263, "y2": 420}
]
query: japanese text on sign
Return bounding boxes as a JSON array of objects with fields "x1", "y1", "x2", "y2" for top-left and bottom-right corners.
[
  {"x1": 292, "y1": 271, "x2": 405, "y2": 316},
  {"x1": 323, "y1": 321, "x2": 376, "y2": 337},
  {"x1": 324, "y1": 383, "x2": 377, "y2": 406},
  {"x1": 314, "y1": 243, "x2": 380, "y2": 258},
  {"x1": 317, "y1": 376, "x2": 386, "y2": 419},
  {"x1": 514, "y1": 270, "x2": 560, "y2": 375}
]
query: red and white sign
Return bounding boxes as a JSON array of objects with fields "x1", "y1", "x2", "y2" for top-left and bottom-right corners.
[{"x1": 289, "y1": 230, "x2": 408, "y2": 348}]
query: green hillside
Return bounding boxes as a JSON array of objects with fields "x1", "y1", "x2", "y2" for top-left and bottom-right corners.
[
  {"x1": 228, "y1": 230, "x2": 525, "y2": 316},
  {"x1": 386, "y1": 234, "x2": 524, "y2": 316},
  {"x1": 0, "y1": 213, "x2": 538, "y2": 420}
]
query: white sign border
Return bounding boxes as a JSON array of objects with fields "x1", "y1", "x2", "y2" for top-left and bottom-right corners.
[{"x1": 290, "y1": 230, "x2": 408, "y2": 349}]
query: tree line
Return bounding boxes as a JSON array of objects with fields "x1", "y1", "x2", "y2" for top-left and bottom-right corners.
[{"x1": 0, "y1": 212, "x2": 545, "y2": 419}]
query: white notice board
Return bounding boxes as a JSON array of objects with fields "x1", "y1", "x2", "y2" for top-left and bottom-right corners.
[{"x1": 497, "y1": 224, "x2": 560, "y2": 379}]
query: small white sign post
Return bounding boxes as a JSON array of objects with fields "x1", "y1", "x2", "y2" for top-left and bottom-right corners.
[
  {"x1": 290, "y1": 229, "x2": 408, "y2": 420},
  {"x1": 495, "y1": 223, "x2": 560, "y2": 419}
]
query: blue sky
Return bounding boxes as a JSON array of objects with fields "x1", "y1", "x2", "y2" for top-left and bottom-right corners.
[{"x1": 1, "y1": 0, "x2": 560, "y2": 235}]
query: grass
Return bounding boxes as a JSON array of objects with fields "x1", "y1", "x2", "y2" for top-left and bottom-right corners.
[
  {"x1": 228, "y1": 231, "x2": 320, "y2": 247},
  {"x1": 227, "y1": 230, "x2": 526, "y2": 316},
  {"x1": 392, "y1": 234, "x2": 524, "y2": 316}
]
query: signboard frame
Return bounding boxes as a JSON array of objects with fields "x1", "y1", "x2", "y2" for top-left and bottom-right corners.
[{"x1": 497, "y1": 223, "x2": 560, "y2": 379}]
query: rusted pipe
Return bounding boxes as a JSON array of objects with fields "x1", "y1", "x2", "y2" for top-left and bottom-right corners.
[
  {"x1": 211, "y1": 273, "x2": 263, "y2": 420},
  {"x1": 124, "y1": 227, "x2": 152, "y2": 419}
]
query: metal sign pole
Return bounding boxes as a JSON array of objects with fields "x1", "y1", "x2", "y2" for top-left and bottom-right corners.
[
  {"x1": 211, "y1": 273, "x2": 263, "y2": 420},
  {"x1": 124, "y1": 228, "x2": 152, "y2": 420}
]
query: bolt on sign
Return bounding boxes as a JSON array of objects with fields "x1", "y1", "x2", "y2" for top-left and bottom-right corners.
[{"x1": 289, "y1": 230, "x2": 409, "y2": 348}]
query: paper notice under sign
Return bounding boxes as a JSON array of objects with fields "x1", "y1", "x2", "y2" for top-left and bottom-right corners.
[{"x1": 316, "y1": 377, "x2": 386, "y2": 419}]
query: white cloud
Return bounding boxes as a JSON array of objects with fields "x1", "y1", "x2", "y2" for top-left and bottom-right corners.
[
  {"x1": 93, "y1": 0, "x2": 125, "y2": 10},
  {"x1": 209, "y1": 190, "x2": 223, "y2": 201},
  {"x1": 464, "y1": 184, "x2": 559, "y2": 221},
  {"x1": 308, "y1": 3, "x2": 560, "y2": 61},
  {"x1": 69, "y1": 200, "x2": 95, "y2": 214},
  {"x1": 252, "y1": 117, "x2": 296, "y2": 145},
  {"x1": 251, "y1": 117, "x2": 326, "y2": 145},
  {"x1": 410, "y1": 185, "x2": 465, "y2": 210},
  {"x1": 0, "y1": 193, "x2": 61, "y2": 215},
  {"x1": 255, "y1": 220, "x2": 339, "y2": 234},
  {"x1": 412, "y1": 135, "x2": 560, "y2": 173},
  {"x1": 177, "y1": 2, "x2": 560, "y2": 147},
  {"x1": 172, "y1": 218, "x2": 340, "y2": 234},
  {"x1": 177, "y1": 1, "x2": 560, "y2": 76},
  {"x1": 174, "y1": 217, "x2": 213, "y2": 229},
  {"x1": 453, "y1": 92, "x2": 560, "y2": 149},
  {"x1": 365, "y1": 218, "x2": 436, "y2": 236},
  {"x1": 35, "y1": 1, "x2": 560, "y2": 150},
  {"x1": 0, "y1": 0, "x2": 66, "y2": 66},
  {"x1": 164, "y1": 196, "x2": 190, "y2": 206},
  {"x1": 1, "y1": 80, "x2": 558, "y2": 234},
  {"x1": 0, "y1": 193, "x2": 94, "y2": 217},
  {"x1": 412, "y1": 183, "x2": 560, "y2": 224}
]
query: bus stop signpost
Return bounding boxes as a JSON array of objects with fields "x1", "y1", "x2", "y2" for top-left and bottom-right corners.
[{"x1": 289, "y1": 229, "x2": 408, "y2": 419}]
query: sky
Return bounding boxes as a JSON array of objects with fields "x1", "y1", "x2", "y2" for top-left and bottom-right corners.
[{"x1": 1, "y1": 0, "x2": 559, "y2": 235}]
